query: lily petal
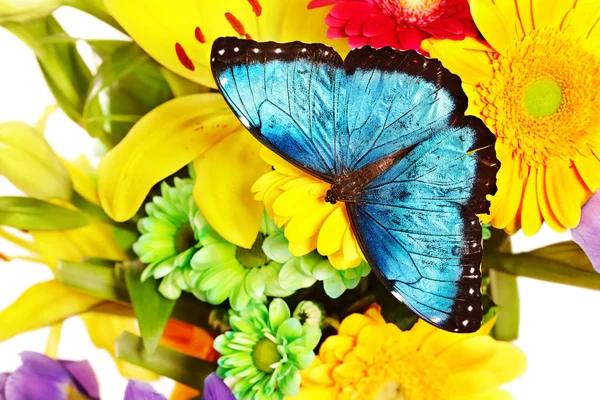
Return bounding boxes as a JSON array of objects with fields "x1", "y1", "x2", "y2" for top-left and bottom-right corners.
[
  {"x1": 104, "y1": 0, "x2": 214, "y2": 87},
  {"x1": 98, "y1": 93, "x2": 239, "y2": 222},
  {"x1": 193, "y1": 129, "x2": 270, "y2": 248},
  {"x1": 124, "y1": 380, "x2": 166, "y2": 400},
  {"x1": 0, "y1": 280, "x2": 101, "y2": 341},
  {"x1": 203, "y1": 373, "x2": 236, "y2": 400},
  {"x1": 573, "y1": 192, "x2": 600, "y2": 272}
]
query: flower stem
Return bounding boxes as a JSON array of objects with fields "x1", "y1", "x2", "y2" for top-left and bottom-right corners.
[
  {"x1": 489, "y1": 269, "x2": 520, "y2": 341},
  {"x1": 116, "y1": 331, "x2": 216, "y2": 391}
]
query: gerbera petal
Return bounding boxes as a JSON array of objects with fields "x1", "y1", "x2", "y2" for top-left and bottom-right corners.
[
  {"x1": 361, "y1": 15, "x2": 395, "y2": 37},
  {"x1": 536, "y1": 166, "x2": 566, "y2": 231},
  {"x1": 434, "y1": 336, "x2": 498, "y2": 370},
  {"x1": 104, "y1": 0, "x2": 213, "y2": 87},
  {"x1": 565, "y1": 1, "x2": 600, "y2": 47},
  {"x1": 427, "y1": 37, "x2": 494, "y2": 84},
  {"x1": 99, "y1": 93, "x2": 238, "y2": 222},
  {"x1": 574, "y1": 153, "x2": 600, "y2": 192},
  {"x1": 345, "y1": 17, "x2": 367, "y2": 36},
  {"x1": 317, "y1": 206, "x2": 347, "y2": 256},
  {"x1": 532, "y1": 0, "x2": 578, "y2": 32},
  {"x1": 489, "y1": 148, "x2": 527, "y2": 229},
  {"x1": 546, "y1": 161, "x2": 590, "y2": 229},
  {"x1": 470, "y1": 0, "x2": 515, "y2": 54},
  {"x1": 475, "y1": 342, "x2": 527, "y2": 385},
  {"x1": 442, "y1": 370, "x2": 499, "y2": 396},
  {"x1": 193, "y1": 129, "x2": 270, "y2": 248},
  {"x1": 330, "y1": 2, "x2": 375, "y2": 19},
  {"x1": 398, "y1": 28, "x2": 424, "y2": 51},
  {"x1": 521, "y1": 167, "x2": 543, "y2": 236},
  {"x1": 348, "y1": 35, "x2": 370, "y2": 48},
  {"x1": 572, "y1": 192, "x2": 600, "y2": 272}
]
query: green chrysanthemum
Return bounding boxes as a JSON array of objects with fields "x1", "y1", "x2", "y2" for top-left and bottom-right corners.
[
  {"x1": 279, "y1": 253, "x2": 370, "y2": 299},
  {"x1": 214, "y1": 299, "x2": 321, "y2": 400},
  {"x1": 133, "y1": 178, "x2": 207, "y2": 299},
  {"x1": 188, "y1": 215, "x2": 296, "y2": 310}
]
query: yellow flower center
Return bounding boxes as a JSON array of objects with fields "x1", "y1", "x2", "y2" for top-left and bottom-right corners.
[
  {"x1": 375, "y1": 381, "x2": 406, "y2": 400},
  {"x1": 252, "y1": 338, "x2": 280, "y2": 373},
  {"x1": 478, "y1": 27, "x2": 600, "y2": 167},
  {"x1": 375, "y1": 0, "x2": 445, "y2": 25}
]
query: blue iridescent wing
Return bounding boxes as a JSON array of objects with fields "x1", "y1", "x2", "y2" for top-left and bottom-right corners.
[
  {"x1": 348, "y1": 117, "x2": 499, "y2": 333},
  {"x1": 211, "y1": 37, "x2": 346, "y2": 182},
  {"x1": 336, "y1": 46, "x2": 467, "y2": 175}
]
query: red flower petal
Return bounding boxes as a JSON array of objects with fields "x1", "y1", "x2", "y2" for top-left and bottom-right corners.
[
  {"x1": 331, "y1": 2, "x2": 376, "y2": 19},
  {"x1": 421, "y1": 26, "x2": 463, "y2": 40},
  {"x1": 362, "y1": 15, "x2": 396, "y2": 37},
  {"x1": 398, "y1": 28, "x2": 424, "y2": 51},
  {"x1": 345, "y1": 17, "x2": 367, "y2": 36},
  {"x1": 369, "y1": 30, "x2": 397, "y2": 48},
  {"x1": 326, "y1": 14, "x2": 347, "y2": 27},
  {"x1": 429, "y1": 18, "x2": 464, "y2": 35},
  {"x1": 327, "y1": 26, "x2": 347, "y2": 39},
  {"x1": 308, "y1": 0, "x2": 340, "y2": 9},
  {"x1": 348, "y1": 35, "x2": 370, "y2": 48}
]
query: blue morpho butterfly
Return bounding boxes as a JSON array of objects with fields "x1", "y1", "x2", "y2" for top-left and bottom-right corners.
[{"x1": 210, "y1": 37, "x2": 500, "y2": 333}]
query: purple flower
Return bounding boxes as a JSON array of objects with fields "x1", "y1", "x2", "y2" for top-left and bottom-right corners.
[
  {"x1": 203, "y1": 373, "x2": 235, "y2": 400},
  {"x1": 124, "y1": 373, "x2": 233, "y2": 400},
  {"x1": 124, "y1": 381, "x2": 166, "y2": 400},
  {"x1": 573, "y1": 192, "x2": 600, "y2": 273},
  {"x1": 0, "y1": 352, "x2": 99, "y2": 400}
]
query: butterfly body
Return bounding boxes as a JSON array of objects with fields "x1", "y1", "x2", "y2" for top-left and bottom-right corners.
[{"x1": 211, "y1": 37, "x2": 500, "y2": 333}]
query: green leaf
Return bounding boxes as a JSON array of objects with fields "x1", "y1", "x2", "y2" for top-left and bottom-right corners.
[
  {"x1": 57, "y1": 259, "x2": 216, "y2": 331},
  {"x1": 529, "y1": 241, "x2": 595, "y2": 273},
  {"x1": 124, "y1": 261, "x2": 176, "y2": 354},
  {"x1": 115, "y1": 331, "x2": 216, "y2": 390},
  {"x1": 3, "y1": 16, "x2": 91, "y2": 124},
  {"x1": 0, "y1": 197, "x2": 92, "y2": 230},
  {"x1": 82, "y1": 42, "x2": 173, "y2": 147}
]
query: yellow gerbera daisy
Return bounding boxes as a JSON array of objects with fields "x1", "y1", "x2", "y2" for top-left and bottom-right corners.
[
  {"x1": 289, "y1": 304, "x2": 526, "y2": 400},
  {"x1": 426, "y1": 0, "x2": 600, "y2": 235},
  {"x1": 253, "y1": 147, "x2": 363, "y2": 270},
  {"x1": 98, "y1": 0, "x2": 349, "y2": 249}
]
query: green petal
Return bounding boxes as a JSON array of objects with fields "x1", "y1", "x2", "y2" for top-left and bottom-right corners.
[
  {"x1": 300, "y1": 252, "x2": 324, "y2": 275},
  {"x1": 279, "y1": 259, "x2": 316, "y2": 291},
  {"x1": 262, "y1": 232, "x2": 293, "y2": 263},
  {"x1": 263, "y1": 263, "x2": 295, "y2": 298},
  {"x1": 190, "y1": 242, "x2": 236, "y2": 270},
  {"x1": 312, "y1": 259, "x2": 337, "y2": 280},
  {"x1": 230, "y1": 315, "x2": 260, "y2": 336},
  {"x1": 152, "y1": 258, "x2": 177, "y2": 279},
  {"x1": 289, "y1": 349, "x2": 315, "y2": 370},
  {"x1": 158, "y1": 274, "x2": 182, "y2": 299},
  {"x1": 230, "y1": 279, "x2": 252, "y2": 311},
  {"x1": 342, "y1": 276, "x2": 361, "y2": 290},
  {"x1": 197, "y1": 260, "x2": 242, "y2": 291},
  {"x1": 245, "y1": 267, "x2": 266, "y2": 299},
  {"x1": 323, "y1": 274, "x2": 346, "y2": 299},
  {"x1": 279, "y1": 366, "x2": 301, "y2": 396},
  {"x1": 276, "y1": 319, "x2": 302, "y2": 342},
  {"x1": 213, "y1": 332, "x2": 233, "y2": 354},
  {"x1": 301, "y1": 325, "x2": 321, "y2": 350},
  {"x1": 269, "y1": 299, "x2": 290, "y2": 333}
]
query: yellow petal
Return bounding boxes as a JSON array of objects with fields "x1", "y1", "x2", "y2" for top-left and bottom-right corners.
[
  {"x1": 193, "y1": 129, "x2": 270, "y2": 248},
  {"x1": 574, "y1": 152, "x2": 600, "y2": 193},
  {"x1": 286, "y1": 386, "x2": 338, "y2": 400},
  {"x1": 475, "y1": 341, "x2": 527, "y2": 384},
  {"x1": 442, "y1": 370, "x2": 499, "y2": 397},
  {"x1": 99, "y1": 93, "x2": 239, "y2": 222},
  {"x1": 45, "y1": 322, "x2": 63, "y2": 358},
  {"x1": 490, "y1": 149, "x2": 527, "y2": 230},
  {"x1": 63, "y1": 156, "x2": 100, "y2": 206},
  {"x1": 566, "y1": 1, "x2": 600, "y2": 50},
  {"x1": 536, "y1": 166, "x2": 566, "y2": 231},
  {"x1": 81, "y1": 310, "x2": 159, "y2": 380},
  {"x1": 546, "y1": 161, "x2": 590, "y2": 229},
  {"x1": 260, "y1": 146, "x2": 305, "y2": 178},
  {"x1": 104, "y1": 0, "x2": 214, "y2": 87},
  {"x1": 532, "y1": 0, "x2": 578, "y2": 30},
  {"x1": 434, "y1": 336, "x2": 498, "y2": 370},
  {"x1": 289, "y1": 235, "x2": 318, "y2": 256},
  {"x1": 0, "y1": 280, "x2": 101, "y2": 341},
  {"x1": 428, "y1": 37, "x2": 494, "y2": 84},
  {"x1": 0, "y1": 122, "x2": 72, "y2": 200},
  {"x1": 470, "y1": 0, "x2": 515, "y2": 54},
  {"x1": 521, "y1": 167, "x2": 543, "y2": 236},
  {"x1": 32, "y1": 222, "x2": 127, "y2": 270},
  {"x1": 317, "y1": 206, "x2": 346, "y2": 256}
]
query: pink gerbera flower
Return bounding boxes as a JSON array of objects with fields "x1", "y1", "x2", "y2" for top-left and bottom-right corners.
[{"x1": 308, "y1": 0, "x2": 479, "y2": 51}]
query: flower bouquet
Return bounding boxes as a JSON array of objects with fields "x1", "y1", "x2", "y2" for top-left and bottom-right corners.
[{"x1": 1, "y1": 0, "x2": 599, "y2": 399}]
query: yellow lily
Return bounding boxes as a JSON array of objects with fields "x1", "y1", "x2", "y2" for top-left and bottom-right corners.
[{"x1": 99, "y1": 0, "x2": 349, "y2": 248}]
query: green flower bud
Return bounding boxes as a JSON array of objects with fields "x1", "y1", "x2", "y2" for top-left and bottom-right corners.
[
  {"x1": 0, "y1": 0, "x2": 60, "y2": 23},
  {"x1": 0, "y1": 122, "x2": 72, "y2": 200}
]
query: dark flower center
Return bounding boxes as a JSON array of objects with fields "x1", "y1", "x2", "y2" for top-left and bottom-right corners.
[
  {"x1": 175, "y1": 223, "x2": 196, "y2": 253},
  {"x1": 236, "y1": 233, "x2": 268, "y2": 269}
]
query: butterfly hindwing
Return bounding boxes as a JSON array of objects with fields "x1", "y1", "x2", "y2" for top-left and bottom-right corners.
[
  {"x1": 211, "y1": 38, "x2": 346, "y2": 182},
  {"x1": 349, "y1": 117, "x2": 499, "y2": 332}
]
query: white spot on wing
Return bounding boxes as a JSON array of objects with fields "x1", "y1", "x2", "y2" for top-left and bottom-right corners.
[
  {"x1": 275, "y1": 48, "x2": 282, "y2": 54},
  {"x1": 218, "y1": 49, "x2": 225, "y2": 55},
  {"x1": 469, "y1": 288, "x2": 475, "y2": 294},
  {"x1": 253, "y1": 48, "x2": 259, "y2": 53},
  {"x1": 239, "y1": 116, "x2": 250, "y2": 128},
  {"x1": 462, "y1": 320, "x2": 469, "y2": 326},
  {"x1": 234, "y1": 47, "x2": 239, "y2": 52},
  {"x1": 468, "y1": 306, "x2": 473, "y2": 312}
]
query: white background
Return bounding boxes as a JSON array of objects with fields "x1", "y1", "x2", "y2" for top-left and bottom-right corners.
[{"x1": 1, "y1": 6, "x2": 600, "y2": 400}]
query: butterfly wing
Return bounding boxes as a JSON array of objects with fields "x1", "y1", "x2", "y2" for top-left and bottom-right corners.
[
  {"x1": 337, "y1": 46, "x2": 468, "y2": 175},
  {"x1": 348, "y1": 117, "x2": 499, "y2": 333},
  {"x1": 211, "y1": 37, "x2": 346, "y2": 182}
]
